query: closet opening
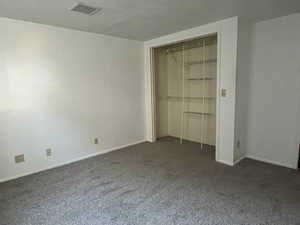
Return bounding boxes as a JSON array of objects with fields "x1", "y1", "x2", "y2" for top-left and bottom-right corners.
[{"x1": 153, "y1": 34, "x2": 218, "y2": 151}]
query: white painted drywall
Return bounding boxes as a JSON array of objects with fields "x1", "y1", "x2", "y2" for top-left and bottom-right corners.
[
  {"x1": 246, "y1": 13, "x2": 300, "y2": 168},
  {"x1": 144, "y1": 17, "x2": 238, "y2": 166},
  {"x1": 0, "y1": 17, "x2": 145, "y2": 182},
  {"x1": 234, "y1": 18, "x2": 252, "y2": 163}
]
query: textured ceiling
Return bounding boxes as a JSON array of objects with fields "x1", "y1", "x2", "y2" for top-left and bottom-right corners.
[{"x1": 0, "y1": 0, "x2": 300, "y2": 41}]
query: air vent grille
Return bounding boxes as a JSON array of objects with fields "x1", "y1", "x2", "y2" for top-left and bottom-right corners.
[{"x1": 70, "y1": 3, "x2": 101, "y2": 15}]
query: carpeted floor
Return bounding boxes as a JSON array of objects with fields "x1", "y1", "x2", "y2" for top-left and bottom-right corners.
[{"x1": 0, "y1": 137, "x2": 300, "y2": 225}]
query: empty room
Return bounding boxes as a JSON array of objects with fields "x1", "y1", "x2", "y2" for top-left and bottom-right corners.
[{"x1": 0, "y1": 0, "x2": 300, "y2": 224}]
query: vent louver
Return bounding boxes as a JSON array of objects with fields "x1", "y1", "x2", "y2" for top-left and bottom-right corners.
[{"x1": 70, "y1": 3, "x2": 102, "y2": 15}]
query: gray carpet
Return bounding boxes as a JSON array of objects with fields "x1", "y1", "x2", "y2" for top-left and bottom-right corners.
[{"x1": 0, "y1": 137, "x2": 300, "y2": 225}]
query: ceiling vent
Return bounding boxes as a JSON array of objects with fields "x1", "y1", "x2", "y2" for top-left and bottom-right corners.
[{"x1": 70, "y1": 3, "x2": 102, "y2": 15}]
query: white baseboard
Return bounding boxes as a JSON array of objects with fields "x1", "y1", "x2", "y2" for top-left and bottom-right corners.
[
  {"x1": 217, "y1": 156, "x2": 246, "y2": 167},
  {"x1": 217, "y1": 159, "x2": 234, "y2": 166},
  {"x1": 245, "y1": 155, "x2": 296, "y2": 169},
  {"x1": 234, "y1": 156, "x2": 246, "y2": 165},
  {"x1": 0, "y1": 139, "x2": 146, "y2": 183}
]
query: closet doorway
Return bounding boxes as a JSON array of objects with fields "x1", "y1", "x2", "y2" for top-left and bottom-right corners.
[{"x1": 154, "y1": 34, "x2": 217, "y2": 150}]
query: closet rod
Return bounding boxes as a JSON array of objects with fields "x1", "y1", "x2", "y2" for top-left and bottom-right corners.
[{"x1": 185, "y1": 58, "x2": 217, "y2": 66}]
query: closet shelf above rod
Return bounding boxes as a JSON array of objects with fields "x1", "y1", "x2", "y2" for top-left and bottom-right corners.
[
  {"x1": 185, "y1": 58, "x2": 217, "y2": 66},
  {"x1": 165, "y1": 40, "x2": 217, "y2": 54}
]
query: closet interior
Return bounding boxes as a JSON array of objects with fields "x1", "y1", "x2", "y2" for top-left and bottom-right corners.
[{"x1": 154, "y1": 34, "x2": 217, "y2": 148}]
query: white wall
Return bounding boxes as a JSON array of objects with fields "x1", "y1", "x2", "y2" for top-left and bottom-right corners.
[
  {"x1": 0, "y1": 17, "x2": 145, "y2": 182},
  {"x1": 144, "y1": 17, "x2": 238, "y2": 166},
  {"x1": 234, "y1": 18, "x2": 252, "y2": 163},
  {"x1": 246, "y1": 13, "x2": 300, "y2": 168},
  {"x1": 2, "y1": 12, "x2": 298, "y2": 183}
]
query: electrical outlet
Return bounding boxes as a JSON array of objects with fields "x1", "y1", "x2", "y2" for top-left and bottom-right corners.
[
  {"x1": 46, "y1": 148, "x2": 52, "y2": 157},
  {"x1": 15, "y1": 154, "x2": 25, "y2": 163},
  {"x1": 94, "y1": 138, "x2": 99, "y2": 144},
  {"x1": 237, "y1": 140, "x2": 240, "y2": 149}
]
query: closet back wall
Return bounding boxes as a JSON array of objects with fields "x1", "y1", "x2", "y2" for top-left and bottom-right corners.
[
  {"x1": 0, "y1": 17, "x2": 145, "y2": 182},
  {"x1": 155, "y1": 37, "x2": 217, "y2": 145}
]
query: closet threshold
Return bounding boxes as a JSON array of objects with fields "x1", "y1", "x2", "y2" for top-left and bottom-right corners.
[
  {"x1": 184, "y1": 111, "x2": 213, "y2": 116},
  {"x1": 186, "y1": 77, "x2": 215, "y2": 81},
  {"x1": 167, "y1": 96, "x2": 215, "y2": 99}
]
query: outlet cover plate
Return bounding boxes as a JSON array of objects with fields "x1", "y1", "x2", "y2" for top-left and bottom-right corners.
[
  {"x1": 15, "y1": 154, "x2": 25, "y2": 163},
  {"x1": 46, "y1": 148, "x2": 52, "y2": 157},
  {"x1": 221, "y1": 89, "x2": 227, "y2": 97}
]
